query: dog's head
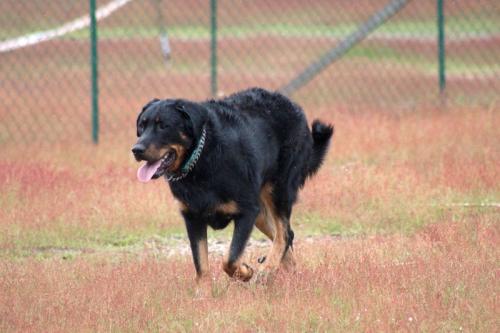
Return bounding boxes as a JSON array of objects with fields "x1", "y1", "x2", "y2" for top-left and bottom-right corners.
[{"x1": 132, "y1": 98, "x2": 205, "y2": 182}]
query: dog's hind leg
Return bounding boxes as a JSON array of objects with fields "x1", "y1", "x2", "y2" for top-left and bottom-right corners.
[
  {"x1": 257, "y1": 184, "x2": 297, "y2": 278},
  {"x1": 222, "y1": 206, "x2": 259, "y2": 281},
  {"x1": 255, "y1": 202, "x2": 275, "y2": 240},
  {"x1": 255, "y1": 193, "x2": 296, "y2": 271},
  {"x1": 281, "y1": 223, "x2": 296, "y2": 271}
]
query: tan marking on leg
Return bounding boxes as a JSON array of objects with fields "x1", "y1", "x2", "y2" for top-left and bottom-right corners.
[
  {"x1": 194, "y1": 238, "x2": 211, "y2": 299},
  {"x1": 259, "y1": 183, "x2": 287, "y2": 272},
  {"x1": 218, "y1": 201, "x2": 254, "y2": 281},
  {"x1": 255, "y1": 207, "x2": 275, "y2": 240},
  {"x1": 196, "y1": 238, "x2": 209, "y2": 281},
  {"x1": 264, "y1": 216, "x2": 286, "y2": 270},
  {"x1": 178, "y1": 200, "x2": 188, "y2": 213},
  {"x1": 215, "y1": 201, "x2": 239, "y2": 215},
  {"x1": 222, "y1": 239, "x2": 253, "y2": 282},
  {"x1": 222, "y1": 257, "x2": 253, "y2": 282}
]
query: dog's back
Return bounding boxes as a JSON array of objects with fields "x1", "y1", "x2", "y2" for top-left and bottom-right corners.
[
  {"x1": 210, "y1": 87, "x2": 333, "y2": 190},
  {"x1": 220, "y1": 87, "x2": 307, "y2": 137}
]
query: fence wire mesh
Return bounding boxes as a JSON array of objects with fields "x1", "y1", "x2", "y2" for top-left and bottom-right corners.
[{"x1": 1, "y1": 0, "x2": 499, "y2": 143}]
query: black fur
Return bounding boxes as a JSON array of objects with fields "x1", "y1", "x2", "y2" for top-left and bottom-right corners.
[
  {"x1": 133, "y1": 87, "x2": 333, "y2": 279},
  {"x1": 309, "y1": 120, "x2": 334, "y2": 177}
]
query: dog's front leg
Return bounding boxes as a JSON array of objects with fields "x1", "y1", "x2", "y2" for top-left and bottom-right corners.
[
  {"x1": 183, "y1": 215, "x2": 209, "y2": 282},
  {"x1": 222, "y1": 208, "x2": 259, "y2": 281}
]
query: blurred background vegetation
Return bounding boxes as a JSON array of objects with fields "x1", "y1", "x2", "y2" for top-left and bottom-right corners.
[{"x1": 1, "y1": 0, "x2": 499, "y2": 142}]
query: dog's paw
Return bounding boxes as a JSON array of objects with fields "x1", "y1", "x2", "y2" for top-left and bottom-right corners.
[
  {"x1": 223, "y1": 261, "x2": 254, "y2": 282},
  {"x1": 281, "y1": 250, "x2": 297, "y2": 272},
  {"x1": 234, "y1": 263, "x2": 254, "y2": 282},
  {"x1": 193, "y1": 276, "x2": 213, "y2": 300}
]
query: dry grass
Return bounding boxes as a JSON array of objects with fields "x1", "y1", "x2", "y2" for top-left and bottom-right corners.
[
  {"x1": 1, "y1": 220, "x2": 497, "y2": 332},
  {"x1": 0, "y1": 106, "x2": 499, "y2": 331},
  {"x1": 1, "y1": 106, "x2": 498, "y2": 248}
]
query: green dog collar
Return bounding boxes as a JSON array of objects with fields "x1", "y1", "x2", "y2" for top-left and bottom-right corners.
[{"x1": 167, "y1": 125, "x2": 207, "y2": 182}]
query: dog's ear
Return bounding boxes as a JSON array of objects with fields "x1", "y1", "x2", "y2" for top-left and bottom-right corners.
[
  {"x1": 173, "y1": 100, "x2": 206, "y2": 138},
  {"x1": 136, "y1": 98, "x2": 160, "y2": 136},
  {"x1": 174, "y1": 103, "x2": 191, "y2": 122},
  {"x1": 142, "y1": 98, "x2": 160, "y2": 112}
]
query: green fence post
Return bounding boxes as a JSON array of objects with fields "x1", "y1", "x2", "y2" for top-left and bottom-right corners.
[
  {"x1": 210, "y1": 0, "x2": 217, "y2": 97},
  {"x1": 90, "y1": 0, "x2": 99, "y2": 143},
  {"x1": 437, "y1": 0, "x2": 446, "y2": 94}
]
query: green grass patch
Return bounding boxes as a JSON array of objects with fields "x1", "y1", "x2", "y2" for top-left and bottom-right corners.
[
  {"x1": 48, "y1": 17, "x2": 497, "y2": 41},
  {"x1": 1, "y1": 217, "x2": 185, "y2": 259},
  {"x1": 294, "y1": 200, "x2": 446, "y2": 237},
  {"x1": 344, "y1": 45, "x2": 500, "y2": 77}
]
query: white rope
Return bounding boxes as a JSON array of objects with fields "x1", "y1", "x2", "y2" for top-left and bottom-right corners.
[
  {"x1": 442, "y1": 202, "x2": 500, "y2": 208},
  {"x1": 0, "y1": 0, "x2": 134, "y2": 53},
  {"x1": 429, "y1": 202, "x2": 500, "y2": 208}
]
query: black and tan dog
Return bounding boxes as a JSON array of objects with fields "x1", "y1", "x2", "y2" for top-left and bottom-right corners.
[{"x1": 132, "y1": 88, "x2": 333, "y2": 282}]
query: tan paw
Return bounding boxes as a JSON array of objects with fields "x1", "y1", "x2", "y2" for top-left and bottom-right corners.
[{"x1": 222, "y1": 261, "x2": 254, "y2": 282}]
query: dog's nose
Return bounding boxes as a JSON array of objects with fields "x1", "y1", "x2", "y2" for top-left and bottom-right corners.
[{"x1": 131, "y1": 144, "x2": 145, "y2": 157}]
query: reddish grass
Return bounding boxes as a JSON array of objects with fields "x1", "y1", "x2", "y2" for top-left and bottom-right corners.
[
  {"x1": 1, "y1": 1, "x2": 498, "y2": 329},
  {"x1": 0, "y1": 106, "x2": 498, "y2": 331},
  {"x1": 0, "y1": 220, "x2": 497, "y2": 332},
  {"x1": 1, "y1": 107, "x2": 498, "y2": 244}
]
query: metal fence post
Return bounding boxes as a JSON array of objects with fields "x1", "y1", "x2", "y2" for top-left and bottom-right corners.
[
  {"x1": 210, "y1": 0, "x2": 217, "y2": 97},
  {"x1": 90, "y1": 0, "x2": 99, "y2": 143},
  {"x1": 437, "y1": 0, "x2": 446, "y2": 94}
]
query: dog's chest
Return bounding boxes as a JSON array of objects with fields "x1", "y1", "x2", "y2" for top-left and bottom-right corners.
[
  {"x1": 180, "y1": 201, "x2": 237, "y2": 231},
  {"x1": 205, "y1": 211, "x2": 234, "y2": 230},
  {"x1": 170, "y1": 183, "x2": 239, "y2": 230}
]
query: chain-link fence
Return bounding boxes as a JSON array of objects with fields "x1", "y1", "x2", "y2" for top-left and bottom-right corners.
[{"x1": 1, "y1": 0, "x2": 499, "y2": 143}]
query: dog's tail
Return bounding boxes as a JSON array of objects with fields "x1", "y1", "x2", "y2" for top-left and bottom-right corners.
[{"x1": 308, "y1": 120, "x2": 334, "y2": 177}]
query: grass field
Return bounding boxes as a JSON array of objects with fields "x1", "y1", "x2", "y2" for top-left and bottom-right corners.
[
  {"x1": 1, "y1": 0, "x2": 499, "y2": 331},
  {"x1": 1, "y1": 105, "x2": 498, "y2": 331}
]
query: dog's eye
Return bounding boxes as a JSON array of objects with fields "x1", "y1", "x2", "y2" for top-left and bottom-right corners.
[{"x1": 158, "y1": 122, "x2": 167, "y2": 130}]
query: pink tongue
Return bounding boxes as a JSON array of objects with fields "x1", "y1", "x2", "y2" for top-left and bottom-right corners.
[{"x1": 137, "y1": 160, "x2": 162, "y2": 183}]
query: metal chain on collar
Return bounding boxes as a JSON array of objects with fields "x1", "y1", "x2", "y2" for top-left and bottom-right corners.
[{"x1": 166, "y1": 125, "x2": 207, "y2": 182}]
